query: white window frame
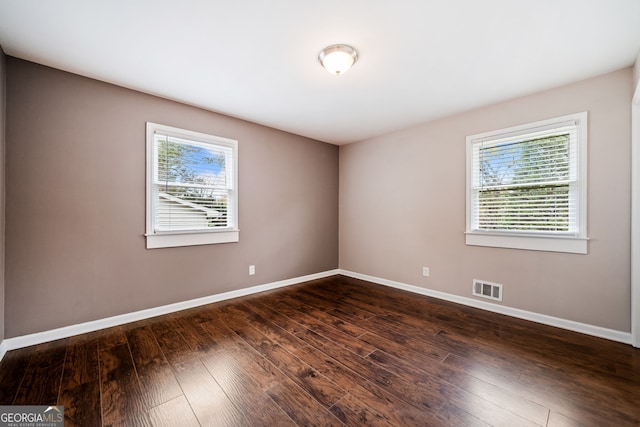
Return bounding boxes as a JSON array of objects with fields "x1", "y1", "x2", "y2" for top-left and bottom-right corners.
[
  {"x1": 146, "y1": 122, "x2": 239, "y2": 249},
  {"x1": 465, "y1": 112, "x2": 588, "y2": 254}
]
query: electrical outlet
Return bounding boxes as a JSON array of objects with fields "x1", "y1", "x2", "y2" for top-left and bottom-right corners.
[
  {"x1": 422, "y1": 267, "x2": 429, "y2": 277},
  {"x1": 249, "y1": 265, "x2": 255, "y2": 275}
]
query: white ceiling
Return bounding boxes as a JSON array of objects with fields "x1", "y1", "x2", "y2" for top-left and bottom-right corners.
[{"x1": 0, "y1": 1, "x2": 639, "y2": 145}]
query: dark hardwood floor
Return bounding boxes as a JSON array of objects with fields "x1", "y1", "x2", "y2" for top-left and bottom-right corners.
[{"x1": 0, "y1": 275, "x2": 638, "y2": 426}]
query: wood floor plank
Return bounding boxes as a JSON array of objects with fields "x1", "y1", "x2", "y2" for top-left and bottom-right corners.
[
  {"x1": 171, "y1": 356, "x2": 250, "y2": 426},
  {"x1": 201, "y1": 341, "x2": 342, "y2": 426},
  {"x1": 59, "y1": 380, "x2": 101, "y2": 427},
  {"x1": 432, "y1": 329, "x2": 527, "y2": 380},
  {"x1": 220, "y1": 302, "x2": 308, "y2": 354},
  {"x1": 443, "y1": 346, "x2": 635, "y2": 426},
  {"x1": 436, "y1": 383, "x2": 541, "y2": 427},
  {"x1": 367, "y1": 349, "x2": 550, "y2": 426},
  {"x1": 278, "y1": 289, "x2": 370, "y2": 338},
  {"x1": 197, "y1": 314, "x2": 253, "y2": 349},
  {"x1": 337, "y1": 279, "x2": 481, "y2": 331},
  {"x1": 148, "y1": 395, "x2": 200, "y2": 427},
  {"x1": 322, "y1": 307, "x2": 377, "y2": 337},
  {"x1": 434, "y1": 404, "x2": 493, "y2": 427},
  {"x1": 59, "y1": 337, "x2": 99, "y2": 388},
  {"x1": 296, "y1": 328, "x2": 445, "y2": 415},
  {"x1": 325, "y1": 303, "x2": 378, "y2": 324},
  {"x1": 126, "y1": 325, "x2": 183, "y2": 408},
  {"x1": 57, "y1": 337, "x2": 101, "y2": 426},
  {"x1": 329, "y1": 393, "x2": 396, "y2": 427},
  {"x1": 358, "y1": 330, "x2": 449, "y2": 364},
  {"x1": 201, "y1": 349, "x2": 298, "y2": 426},
  {"x1": 98, "y1": 324, "x2": 132, "y2": 350},
  {"x1": 2, "y1": 275, "x2": 638, "y2": 426},
  {"x1": 148, "y1": 317, "x2": 192, "y2": 359},
  {"x1": 546, "y1": 411, "x2": 583, "y2": 427},
  {"x1": 350, "y1": 313, "x2": 462, "y2": 369},
  {"x1": 295, "y1": 345, "x2": 433, "y2": 426},
  {"x1": 265, "y1": 382, "x2": 346, "y2": 427},
  {"x1": 99, "y1": 343, "x2": 151, "y2": 427},
  {"x1": 516, "y1": 362, "x2": 639, "y2": 426},
  {"x1": 239, "y1": 298, "x2": 309, "y2": 336},
  {"x1": 228, "y1": 319, "x2": 346, "y2": 408},
  {"x1": 269, "y1": 297, "x2": 376, "y2": 357},
  {"x1": 203, "y1": 340, "x2": 284, "y2": 394},
  {"x1": 474, "y1": 324, "x2": 625, "y2": 383},
  {"x1": 167, "y1": 312, "x2": 220, "y2": 354},
  {"x1": 13, "y1": 340, "x2": 67, "y2": 405},
  {"x1": 0, "y1": 346, "x2": 32, "y2": 404},
  {"x1": 205, "y1": 312, "x2": 349, "y2": 425}
]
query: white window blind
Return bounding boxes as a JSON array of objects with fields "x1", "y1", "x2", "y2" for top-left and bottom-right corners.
[
  {"x1": 146, "y1": 123, "x2": 238, "y2": 249},
  {"x1": 153, "y1": 133, "x2": 234, "y2": 231},
  {"x1": 466, "y1": 112, "x2": 587, "y2": 254},
  {"x1": 471, "y1": 123, "x2": 577, "y2": 234}
]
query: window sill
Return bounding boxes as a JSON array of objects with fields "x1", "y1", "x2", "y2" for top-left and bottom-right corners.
[
  {"x1": 465, "y1": 232, "x2": 588, "y2": 254},
  {"x1": 146, "y1": 229, "x2": 239, "y2": 249}
]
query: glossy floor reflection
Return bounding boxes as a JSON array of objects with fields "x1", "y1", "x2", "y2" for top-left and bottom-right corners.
[{"x1": 0, "y1": 275, "x2": 638, "y2": 426}]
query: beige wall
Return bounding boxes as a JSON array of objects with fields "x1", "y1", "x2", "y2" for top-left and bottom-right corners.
[
  {"x1": 340, "y1": 68, "x2": 633, "y2": 332},
  {"x1": 0, "y1": 47, "x2": 5, "y2": 342},
  {"x1": 5, "y1": 58, "x2": 339, "y2": 337},
  {"x1": 634, "y1": 50, "x2": 640, "y2": 90},
  {"x1": 4, "y1": 56, "x2": 633, "y2": 338}
]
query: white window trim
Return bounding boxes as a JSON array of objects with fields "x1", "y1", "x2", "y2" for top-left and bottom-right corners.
[
  {"x1": 465, "y1": 112, "x2": 588, "y2": 254},
  {"x1": 146, "y1": 122, "x2": 239, "y2": 249}
]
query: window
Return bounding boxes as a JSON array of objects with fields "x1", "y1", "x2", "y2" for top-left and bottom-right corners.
[
  {"x1": 466, "y1": 112, "x2": 588, "y2": 254},
  {"x1": 146, "y1": 122, "x2": 238, "y2": 249}
]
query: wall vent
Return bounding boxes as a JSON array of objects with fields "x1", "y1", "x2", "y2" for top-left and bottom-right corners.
[{"x1": 472, "y1": 279, "x2": 503, "y2": 302}]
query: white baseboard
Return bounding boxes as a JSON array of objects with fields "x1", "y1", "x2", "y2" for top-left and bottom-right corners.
[
  {"x1": 0, "y1": 339, "x2": 8, "y2": 363},
  {"x1": 339, "y1": 270, "x2": 633, "y2": 345},
  {"x1": 0, "y1": 269, "x2": 339, "y2": 361},
  {"x1": 1, "y1": 267, "x2": 631, "y2": 363}
]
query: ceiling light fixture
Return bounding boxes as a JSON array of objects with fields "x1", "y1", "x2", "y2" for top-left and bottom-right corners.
[{"x1": 318, "y1": 44, "x2": 358, "y2": 75}]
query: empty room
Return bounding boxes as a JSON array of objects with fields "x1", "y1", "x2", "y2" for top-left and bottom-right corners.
[{"x1": 0, "y1": 1, "x2": 639, "y2": 426}]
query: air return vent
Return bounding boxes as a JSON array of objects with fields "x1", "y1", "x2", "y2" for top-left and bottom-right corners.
[{"x1": 472, "y1": 279, "x2": 503, "y2": 302}]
